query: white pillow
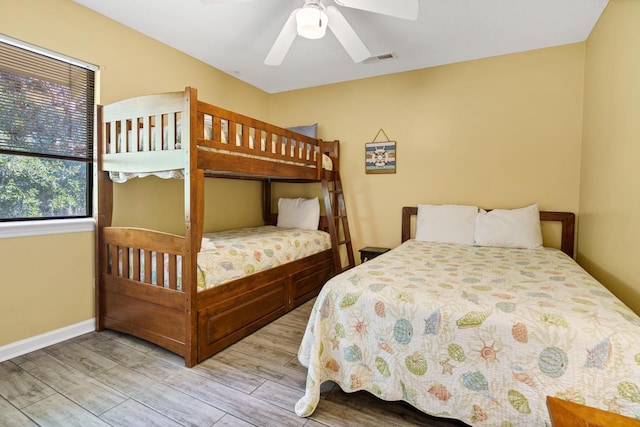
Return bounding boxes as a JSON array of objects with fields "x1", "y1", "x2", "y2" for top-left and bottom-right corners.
[
  {"x1": 415, "y1": 204, "x2": 478, "y2": 245},
  {"x1": 474, "y1": 203, "x2": 543, "y2": 249},
  {"x1": 277, "y1": 197, "x2": 320, "y2": 230}
]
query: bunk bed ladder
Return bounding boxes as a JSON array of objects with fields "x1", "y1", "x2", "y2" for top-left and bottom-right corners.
[{"x1": 322, "y1": 170, "x2": 355, "y2": 274}]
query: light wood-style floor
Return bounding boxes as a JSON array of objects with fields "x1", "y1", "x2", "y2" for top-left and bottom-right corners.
[{"x1": 0, "y1": 300, "x2": 468, "y2": 427}]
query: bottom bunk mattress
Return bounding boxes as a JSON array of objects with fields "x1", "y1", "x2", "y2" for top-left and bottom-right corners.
[
  {"x1": 197, "y1": 225, "x2": 331, "y2": 290},
  {"x1": 296, "y1": 240, "x2": 640, "y2": 426},
  {"x1": 134, "y1": 226, "x2": 331, "y2": 290}
]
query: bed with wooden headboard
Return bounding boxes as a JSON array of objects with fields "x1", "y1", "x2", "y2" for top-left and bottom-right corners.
[{"x1": 295, "y1": 205, "x2": 640, "y2": 426}]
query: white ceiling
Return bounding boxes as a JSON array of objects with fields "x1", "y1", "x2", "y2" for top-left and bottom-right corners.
[{"x1": 73, "y1": 0, "x2": 608, "y2": 94}]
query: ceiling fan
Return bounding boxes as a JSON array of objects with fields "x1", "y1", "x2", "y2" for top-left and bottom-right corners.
[{"x1": 202, "y1": 0, "x2": 419, "y2": 65}]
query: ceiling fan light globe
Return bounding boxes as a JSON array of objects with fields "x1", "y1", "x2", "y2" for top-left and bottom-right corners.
[{"x1": 296, "y1": 7, "x2": 328, "y2": 39}]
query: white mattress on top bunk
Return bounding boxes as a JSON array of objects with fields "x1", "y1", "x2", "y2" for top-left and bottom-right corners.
[{"x1": 137, "y1": 226, "x2": 331, "y2": 291}]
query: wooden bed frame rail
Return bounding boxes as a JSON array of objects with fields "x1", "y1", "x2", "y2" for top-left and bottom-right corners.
[
  {"x1": 101, "y1": 87, "x2": 325, "y2": 181},
  {"x1": 401, "y1": 206, "x2": 575, "y2": 258},
  {"x1": 197, "y1": 101, "x2": 319, "y2": 175},
  {"x1": 103, "y1": 227, "x2": 186, "y2": 290}
]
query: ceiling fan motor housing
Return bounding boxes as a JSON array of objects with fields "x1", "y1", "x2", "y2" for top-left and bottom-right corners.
[{"x1": 297, "y1": 1, "x2": 328, "y2": 39}]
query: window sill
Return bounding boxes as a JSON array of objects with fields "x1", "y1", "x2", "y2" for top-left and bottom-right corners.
[{"x1": 0, "y1": 218, "x2": 95, "y2": 239}]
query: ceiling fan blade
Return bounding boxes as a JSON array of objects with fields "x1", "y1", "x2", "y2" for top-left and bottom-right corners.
[
  {"x1": 326, "y1": 6, "x2": 370, "y2": 63},
  {"x1": 335, "y1": 0, "x2": 419, "y2": 20},
  {"x1": 264, "y1": 9, "x2": 299, "y2": 66}
]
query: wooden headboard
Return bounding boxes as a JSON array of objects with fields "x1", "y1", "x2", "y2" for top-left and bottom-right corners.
[{"x1": 401, "y1": 207, "x2": 575, "y2": 258}]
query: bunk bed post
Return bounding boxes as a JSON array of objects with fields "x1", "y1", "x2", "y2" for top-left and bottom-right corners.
[
  {"x1": 322, "y1": 140, "x2": 340, "y2": 171},
  {"x1": 263, "y1": 179, "x2": 273, "y2": 225},
  {"x1": 183, "y1": 87, "x2": 200, "y2": 367},
  {"x1": 94, "y1": 105, "x2": 111, "y2": 332}
]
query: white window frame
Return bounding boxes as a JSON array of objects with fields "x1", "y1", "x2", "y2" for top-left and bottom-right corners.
[
  {"x1": 0, "y1": 218, "x2": 95, "y2": 238},
  {"x1": 0, "y1": 34, "x2": 99, "y2": 238}
]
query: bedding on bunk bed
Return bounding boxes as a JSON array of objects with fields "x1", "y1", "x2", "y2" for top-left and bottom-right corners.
[
  {"x1": 126, "y1": 225, "x2": 331, "y2": 291},
  {"x1": 296, "y1": 222, "x2": 640, "y2": 426},
  {"x1": 197, "y1": 225, "x2": 330, "y2": 290}
]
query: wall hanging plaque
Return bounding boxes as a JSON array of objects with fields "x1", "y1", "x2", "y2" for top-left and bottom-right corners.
[{"x1": 365, "y1": 129, "x2": 396, "y2": 174}]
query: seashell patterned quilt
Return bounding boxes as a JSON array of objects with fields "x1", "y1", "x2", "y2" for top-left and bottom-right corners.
[
  {"x1": 296, "y1": 240, "x2": 640, "y2": 426},
  {"x1": 197, "y1": 226, "x2": 331, "y2": 290},
  {"x1": 132, "y1": 226, "x2": 331, "y2": 291}
]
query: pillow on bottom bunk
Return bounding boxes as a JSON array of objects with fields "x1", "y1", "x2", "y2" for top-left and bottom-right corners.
[{"x1": 277, "y1": 197, "x2": 320, "y2": 230}]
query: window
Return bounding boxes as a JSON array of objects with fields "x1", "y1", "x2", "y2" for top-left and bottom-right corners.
[{"x1": 0, "y1": 35, "x2": 96, "y2": 222}]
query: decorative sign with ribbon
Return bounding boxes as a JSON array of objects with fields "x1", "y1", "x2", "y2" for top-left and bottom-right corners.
[{"x1": 365, "y1": 129, "x2": 396, "y2": 174}]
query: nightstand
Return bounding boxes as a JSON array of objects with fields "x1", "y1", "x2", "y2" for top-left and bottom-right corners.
[{"x1": 359, "y1": 246, "x2": 391, "y2": 263}]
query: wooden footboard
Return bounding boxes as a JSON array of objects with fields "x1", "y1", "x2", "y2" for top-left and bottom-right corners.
[{"x1": 97, "y1": 227, "x2": 190, "y2": 358}]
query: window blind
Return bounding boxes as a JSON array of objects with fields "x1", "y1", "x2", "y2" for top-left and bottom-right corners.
[{"x1": 0, "y1": 38, "x2": 95, "y2": 162}]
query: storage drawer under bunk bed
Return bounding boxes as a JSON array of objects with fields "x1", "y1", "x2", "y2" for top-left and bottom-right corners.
[{"x1": 197, "y1": 251, "x2": 334, "y2": 359}]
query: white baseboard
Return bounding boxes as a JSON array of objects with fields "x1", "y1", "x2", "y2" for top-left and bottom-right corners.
[{"x1": 0, "y1": 319, "x2": 96, "y2": 362}]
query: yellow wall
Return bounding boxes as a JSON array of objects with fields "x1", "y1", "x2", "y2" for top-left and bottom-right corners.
[
  {"x1": 271, "y1": 44, "x2": 585, "y2": 254},
  {"x1": 0, "y1": 0, "x2": 268, "y2": 346},
  {"x1": 0, "y1": 233, "x2": 94, "y2": 345},
  {"x1": 580, "y1": 0, "x2": 640, "y2": 314},
  {"x1": 2, "y1": 0, "x2": 637, "y2": 348}
]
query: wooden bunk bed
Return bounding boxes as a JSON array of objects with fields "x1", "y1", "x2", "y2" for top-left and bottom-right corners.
[{"x1": 95, "y1": 87, "x2": 354, "y2": 367}]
